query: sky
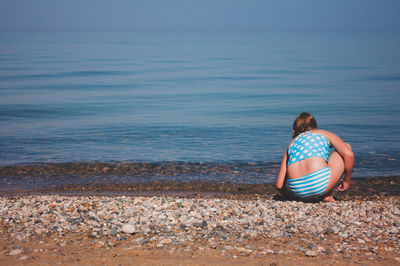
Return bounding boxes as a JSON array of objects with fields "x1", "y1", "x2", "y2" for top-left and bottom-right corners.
[{"x1": 0, "y1": 0, "x2": 399, "y2": 32}]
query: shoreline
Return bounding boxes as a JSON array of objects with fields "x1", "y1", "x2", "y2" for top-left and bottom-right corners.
[
  {"x1": 1, "y1": 176, "x2": 399, "y2": 200},
  {"x1": 2, "y1": 161, "x2": 398, "y2": 190}
]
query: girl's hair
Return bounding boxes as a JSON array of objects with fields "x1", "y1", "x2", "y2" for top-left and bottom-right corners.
[{"x1": 292, "y1": 112, "x2": 317, "y2": 138}]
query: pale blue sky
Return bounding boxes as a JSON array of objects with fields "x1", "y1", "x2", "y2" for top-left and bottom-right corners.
[{"x1": 0, "y1": 0, "x2": 399, "y2": 32}]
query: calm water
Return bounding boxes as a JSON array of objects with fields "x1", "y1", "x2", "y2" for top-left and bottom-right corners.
[{"x1": 0, "y1": 31, "x2": 399, "y2": 185}]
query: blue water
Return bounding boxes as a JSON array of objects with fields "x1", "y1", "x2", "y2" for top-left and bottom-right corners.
[{"x1": 1, "y1": 32, "x2": 399, "y2": 180}]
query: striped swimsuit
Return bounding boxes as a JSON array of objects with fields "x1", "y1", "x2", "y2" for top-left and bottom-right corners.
[{"x1": 287, "y1": 132, "x2": 331, "y2": 198}]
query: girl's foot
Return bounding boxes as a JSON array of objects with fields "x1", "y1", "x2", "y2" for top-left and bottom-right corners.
[{"x1": 323, "y1": 195, "x2": 336, "y2": 203}]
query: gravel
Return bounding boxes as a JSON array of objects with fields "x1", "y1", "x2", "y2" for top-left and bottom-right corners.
[{"x1": 1, "y1": 195, "x2": 399, "y2": 258}]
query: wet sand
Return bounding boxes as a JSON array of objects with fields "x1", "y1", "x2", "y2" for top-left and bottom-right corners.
[{"x1": 1, "y1": 175, "x2": 399, "y2": 200}]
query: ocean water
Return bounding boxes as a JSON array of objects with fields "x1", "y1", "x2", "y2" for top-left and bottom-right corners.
[{"x1": 0, "y1": 31, "x2": 399, "y2": 186}]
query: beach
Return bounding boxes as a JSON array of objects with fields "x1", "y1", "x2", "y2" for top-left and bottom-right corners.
[
  {"x1": 1, "y1": 177, "x2": 399, "y2": 265},
  {"x1": 1, "y1": 3, "x2": 400, "y2": 264},
  {"x1": 1, "y1": 30, "x2": 400, "y2": 265}
]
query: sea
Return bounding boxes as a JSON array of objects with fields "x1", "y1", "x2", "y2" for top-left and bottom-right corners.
[{"x1": 0, "y1": 31, "x2": 399, "y2": 191}]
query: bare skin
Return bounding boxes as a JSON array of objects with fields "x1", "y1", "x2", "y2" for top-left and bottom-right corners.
[{"x1": 276, "y1": 129, "x2": 354, "y2": 202}]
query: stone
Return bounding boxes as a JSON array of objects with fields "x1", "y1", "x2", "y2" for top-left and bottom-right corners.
[
  {"x1": 110, "y1": 227, "x2": 117, "y2": 236},
  {"x1": 159, "y1": 238, "x2": 172, "y2": 246},
  {"x1": 324, "y1": 227, "x2": 335, "y2": 234},
  {"x1": 9, "y1": 249, "x2": 22, "y2": 256},
  {"x1": 357, "y1": 238, "x2": 365, "y2": 244},
  {"x1": 122, "y1": 224, "x2": 136, "y2": 234},
  {"x1": 305, "y1": 250, "x2": 318, "y2": 257},
  {"x1": 0, "y1": 194, "x2": 399, "y2": 262}
]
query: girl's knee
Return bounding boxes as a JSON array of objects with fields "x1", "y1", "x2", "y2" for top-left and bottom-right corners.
[{"x1": 345, "y1": 143, "x2": 352, "y2": 150}]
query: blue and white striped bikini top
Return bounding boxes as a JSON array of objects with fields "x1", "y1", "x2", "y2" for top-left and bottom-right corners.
[{"x1": 288, "y1": 132, "x2": 330, "y2": 166}]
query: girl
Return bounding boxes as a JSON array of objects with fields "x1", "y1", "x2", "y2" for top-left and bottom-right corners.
[{"x1": 276, "y1": 112, "x2": 354, "y2": 202}]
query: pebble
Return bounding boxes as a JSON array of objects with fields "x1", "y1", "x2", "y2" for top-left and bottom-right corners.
[
  {"x1": 0, "y1": 195, "x2": 399, "y2": 259},
  {"x1": 110, "y1": 227, "x2": 117, "y2": 236},
  {"x1": 305, "y1": 250, "x2": 318, "y2": 257},
  {"x1": 158, "y1": 238, "x2": 173, "y2": 246},
  {"x1": 121, "y1": 224, "x2": 136, "y2": 234},
  {"x1": 9, "y1": 249, "x2": 22, "y2": 256}
]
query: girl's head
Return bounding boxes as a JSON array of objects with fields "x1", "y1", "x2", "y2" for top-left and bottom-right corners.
[{"x1": 292, "y1": 112, "x2": 317, "y2": 138}]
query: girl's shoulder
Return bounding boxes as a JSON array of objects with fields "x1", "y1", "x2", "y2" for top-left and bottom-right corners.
[
  {"x1": 309, "y1": 129, "x2": 331, "y2": 137},
  {"x1": 308, "y1": 129, "x2": 333, "y2": 145}
]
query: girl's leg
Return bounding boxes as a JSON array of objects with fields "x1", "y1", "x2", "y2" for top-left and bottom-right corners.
[{"x1": 322, "y1": 143, "x2": 351, "y2": 202}]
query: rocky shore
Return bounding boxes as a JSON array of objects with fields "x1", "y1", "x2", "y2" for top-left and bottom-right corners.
[{"x1": 1, "y1": 193, "x2": 399, "y2": 265}]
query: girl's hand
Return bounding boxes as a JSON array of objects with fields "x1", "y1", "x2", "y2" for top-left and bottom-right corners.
[{"x1": 338, "y1": 180, "x2": 350, "y2": 192}]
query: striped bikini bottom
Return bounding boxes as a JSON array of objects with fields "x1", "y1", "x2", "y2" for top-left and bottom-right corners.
[{"x1": 287, "y1": 167, "x2": 330, "y2": 198}]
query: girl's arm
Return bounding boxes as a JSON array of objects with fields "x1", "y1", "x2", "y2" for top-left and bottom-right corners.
[
  {"x1": 276, "y1": 148, "x2": 288, "y2": 190},
  {"x1": 324, "y1": 130, "x2": 355, "y2": 191}
]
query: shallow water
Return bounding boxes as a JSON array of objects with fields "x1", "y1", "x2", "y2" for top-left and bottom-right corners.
[{"x1": 0, "y1": 32, "x2": 399, "y2": 187}]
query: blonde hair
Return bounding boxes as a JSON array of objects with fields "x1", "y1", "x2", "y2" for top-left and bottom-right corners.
[{"x1": 292, "y1": 112, "x2": 317, "y2": 138}]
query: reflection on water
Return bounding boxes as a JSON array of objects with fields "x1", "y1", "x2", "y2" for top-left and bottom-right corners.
[{"x1": 0, "y1": 32, "x2": 399, "y2": 182}]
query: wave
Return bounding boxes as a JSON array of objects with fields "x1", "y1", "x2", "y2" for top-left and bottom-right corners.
[{"x1": 0, "y1": 70, "x2": 132, "y2": 81}]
